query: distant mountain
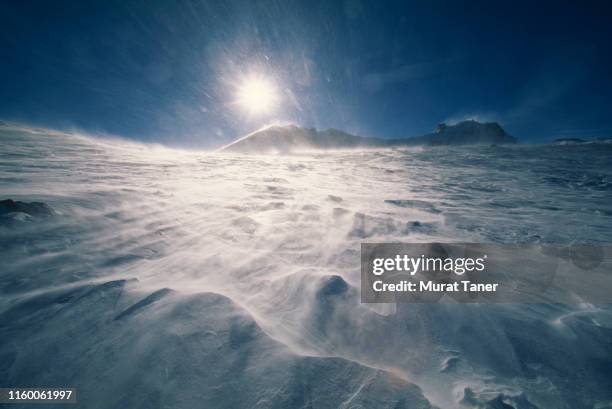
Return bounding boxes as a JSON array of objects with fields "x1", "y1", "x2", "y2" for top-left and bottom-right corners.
[
  {"x1": 220, "y1": 125, "x2": 378, "y2": 153},
  {"x1": 221, "y1": 120, "x2": 517, "y2": 153},
  {"x1": 552, "y1": 137, "x2": 612, "y2": 145},
  {"x1": 404, "y1": 121, "x2": 517, "y2": 146},
  {"x1": 553, "y1": 138, "x2": 587, "y2": 145}
]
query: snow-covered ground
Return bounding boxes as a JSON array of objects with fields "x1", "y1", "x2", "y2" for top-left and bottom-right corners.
[{"x1": 1, "y1": 124, "x2": 612, "y2": 408}]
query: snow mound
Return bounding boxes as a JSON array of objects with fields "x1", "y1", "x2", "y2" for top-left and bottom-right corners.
[{"x1": 0, "y1": 279, "x2": 434, "y2": 409}]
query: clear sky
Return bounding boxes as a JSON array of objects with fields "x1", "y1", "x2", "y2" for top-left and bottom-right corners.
[{"x1": 2, "y1": 0, "x2": 612, "y2": 146}]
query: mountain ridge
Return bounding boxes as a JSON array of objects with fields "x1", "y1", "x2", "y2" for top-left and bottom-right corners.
[{"x1": 221, "y1": 120, "x2": 518, "y2": 153}]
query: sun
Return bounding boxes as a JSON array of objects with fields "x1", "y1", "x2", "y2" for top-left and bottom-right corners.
[{"x1": 236, "y1": 75, "x2": 279, "y2": 115}]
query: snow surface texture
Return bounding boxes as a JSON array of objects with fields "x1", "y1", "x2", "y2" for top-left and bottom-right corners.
[{"x1": 1, "y1": 124, "x2": 612, "y2": 409}]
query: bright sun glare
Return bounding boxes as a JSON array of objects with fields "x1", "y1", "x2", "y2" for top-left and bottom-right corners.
[{"x1": 236, "y1": 76, "x2": 278, "y2": 115}]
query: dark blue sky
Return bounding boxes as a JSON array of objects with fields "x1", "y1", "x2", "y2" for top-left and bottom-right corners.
[{"x1": 2, "y1": 0, "x2": 612, "y2": 146}]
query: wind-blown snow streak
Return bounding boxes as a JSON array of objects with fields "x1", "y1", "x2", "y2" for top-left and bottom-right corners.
[{"x1": 1, "y1": 124, "x2": 612, "y2": 408}]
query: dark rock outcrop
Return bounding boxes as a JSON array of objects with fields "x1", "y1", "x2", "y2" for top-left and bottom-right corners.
[
  {"x1": 0, "y1": 199, "x2": 55, "y2": 224},
  {"x1": 0, "y1": 199, "x2": 54, "y2": 217},
  {"x1": 406, "y1": 120, "x2": 517, "y2": 146}
]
